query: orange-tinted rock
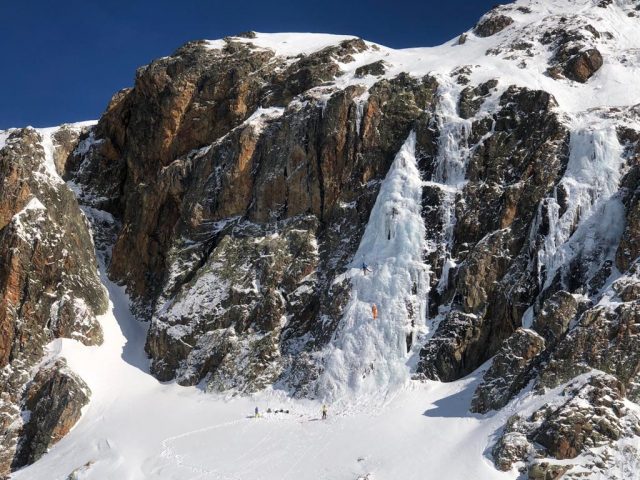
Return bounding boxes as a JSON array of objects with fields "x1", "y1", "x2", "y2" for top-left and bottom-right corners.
[
  {"x1": 11, "y1": 359, "x2": 90, "y2": 469},
  {"x1": 0, "y1": 128, "x2": 107, "y2": 476}
]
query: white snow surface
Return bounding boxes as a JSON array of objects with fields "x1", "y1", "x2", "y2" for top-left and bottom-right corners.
[
  {"x1": 207, "y1": 32, "x2": 359, "y2": 57},
  {"x1": 0, "y1": 129, "x2": 12, "y2": 150},
  {"x1": 11, "y1": 265, "x2": 514, "y2": 480},
  {"x1": 36, "y1": 127, "x2": 64, "y2": 182},
  {"x1": 212, "y1": 0, "x2": 640, "y2": 113},
  {"x1": 11, "y1": 197, "x2": 47, "y2": 243}
]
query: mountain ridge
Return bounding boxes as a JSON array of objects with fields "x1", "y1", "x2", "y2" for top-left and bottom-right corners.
[{"x1": 2, "y1": 0, "x2": 640, "y2": 478}]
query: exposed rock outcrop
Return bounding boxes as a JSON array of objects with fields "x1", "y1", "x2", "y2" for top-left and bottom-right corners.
[
  {"x1": 457, "y1": 79, "x2": 498, "y2": 119},
  {"x1": 471, "y1": 328, "x2": 545, "y2": 413},
  {"x1": 538, "y1": 301, "x2": 640, "y2": 397},
  {"x1": 531, "y1": 290, "x2": 580, "y2": 345},
  {"x1": 492, "y1": 415, "x2": 534, "y2": 471},
  {"x1": 533, "y1": 375, "x2": 631, "y2": 460},
  {"x1": 355, "y1": 60, "x2": 387, "y2": 78},
  {"x1": 563, "y1": 48, "x2": 603, "y2": 83},
  {"x1": 0, "y1": 128, "x2": 107, "y2": 476},
  {"x1": 474, "y1": 14, "x2": 515, "y2": 37},
  {"x1": 417, "y1": 85, "x2": 569, "y2": 381},
  {"x1": 415, "y1": 311, "x2": 482, "y2": 382},
  {"x1": 493, "y1": 374, "x2": 640, "y2": 474},
  {"x1": 11, "y1": 360, "x2": 90, "y2": 469},
  {"x1": 543, "y1": 23, "x2": 604, "y2": 82}
]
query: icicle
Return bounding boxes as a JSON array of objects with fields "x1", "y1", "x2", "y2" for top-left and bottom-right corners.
[
  {"x1": 534, "y1": 119, "x2": 625, "y2": 292},
  {"x1": 424, "y1": 77, "x2": 473, "y2": 294}
]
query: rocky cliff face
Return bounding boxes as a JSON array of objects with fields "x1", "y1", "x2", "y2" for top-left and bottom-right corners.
[
  {"x1": 72, "y1": 37, "x2": 438, "y2": 394},
  {"x1": 0, "y1": 126, "x2": 107, "y2": 476},
  {"x1": 3, "y1": 0, "x2": 640, "y2": 477}
]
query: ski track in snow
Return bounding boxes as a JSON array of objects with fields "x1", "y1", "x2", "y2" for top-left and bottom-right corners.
[
  {"x1": 11, "y1": 259, "x2": 514, "y2": 480},
  {"x1": 9, "y1": 0, "x2": 640, "y2": 477}
]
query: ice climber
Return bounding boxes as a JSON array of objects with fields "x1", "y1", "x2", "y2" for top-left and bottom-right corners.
[
  {"x1": 362, "y1": 262, "x2": 372, "y2": 275},
  {"x1": 371, "y1": 303, "x2": 378, "y2": 320},
  {"x1": 322, "y1": 404, "x2": 328, "y2": 420},
  {"x1": 255, "y1": 406, "x2": 259, "y2": 418}
]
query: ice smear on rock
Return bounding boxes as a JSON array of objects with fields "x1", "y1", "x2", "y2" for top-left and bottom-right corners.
[
  {"x1": 429, "y1": 77, "x2": 473, "y2": 294},
  {"x1": 523, "y1": 114, "x2": 628, "y2": 327}
]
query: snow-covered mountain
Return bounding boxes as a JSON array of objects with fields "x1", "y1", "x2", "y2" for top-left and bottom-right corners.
[{"x1": 1, "y1": 0, "x2": 640, "y2": 478}]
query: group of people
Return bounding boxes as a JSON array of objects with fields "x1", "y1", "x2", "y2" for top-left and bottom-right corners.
[
  {"x1": 251, "y1": 259, "x2": 381, "y2": 422},
  {"x1": 253, "y1": 404, "x2": 329, "y2": 420}
]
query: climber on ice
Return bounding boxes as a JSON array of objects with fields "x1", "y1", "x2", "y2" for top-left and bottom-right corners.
[
  {"x1": 322, "y1": 404, "x2": 328, "y2": 420},
  {"x1": 371, "y1": 303, "x2": 378, "y2": 320},
  {"x1": 362, "y1": 262, "x2": 372, "y2": 275},
  {"x1": 254, "y1": 406, "x2": 259, "y2": 418}
]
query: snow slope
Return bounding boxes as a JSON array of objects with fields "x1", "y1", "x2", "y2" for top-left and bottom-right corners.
[
  {"x1": 10, "y1": 0, "x2": 640, "y2": 477},
  {"x1": 11, "y1": 263, "x2": 514, "y2": 480},
  {"x1": 207, "y1": 32, "x2": 358, "y2": 57},
  {"x1": 207, "y1": 0, "x2": 640, "y2": 113}
]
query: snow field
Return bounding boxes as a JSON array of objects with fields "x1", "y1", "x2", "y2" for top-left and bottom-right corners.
[{"x1": 10, "y1": 262, "x2": 515, "y2": 480}]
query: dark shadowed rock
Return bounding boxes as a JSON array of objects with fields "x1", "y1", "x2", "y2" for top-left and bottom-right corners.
[
  {"x1": 563, "y1": 48, "x2": 603, "y2": 82},
  {"x1": 415, "y1": 311, "x2": 483, "y2": 382},
  {"x1": 471, "y1": 328, "x2": 545, "y2": 413},
  {"x1": 12, "y1": 360, "x2": 90, "y2": 469},
  {"x1": 532, "y1": 290, "x2": 579, "y2": 345},
  {"x1": 616, "y1": 161, "x2": 640, "y2": 274},
  {"x1": 474, "y1": 14, "x2": 515, "y2": 37},
  {"x1": 417, "y1": 85, "x2": 569, "y2": 382},
  {"x1": 355, "y1": 60, "x2": 387, "y2": 78},
  {"x1": 458, "y1": 79, "x2": 498, "y2": 119}
]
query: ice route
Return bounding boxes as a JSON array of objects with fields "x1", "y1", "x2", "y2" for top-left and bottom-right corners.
[{"x1": 318, "y1": 132, "x2": 429, "y2": 404}]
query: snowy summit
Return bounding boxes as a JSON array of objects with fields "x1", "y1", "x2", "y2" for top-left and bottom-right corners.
[{"x1": 2, "y1": 0, "x2": 640, "y2": 479}]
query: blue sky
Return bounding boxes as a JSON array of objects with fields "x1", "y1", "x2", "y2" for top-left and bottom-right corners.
[{"x1": 1, "y1": 0, "x2": 499, "y2": 129}]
